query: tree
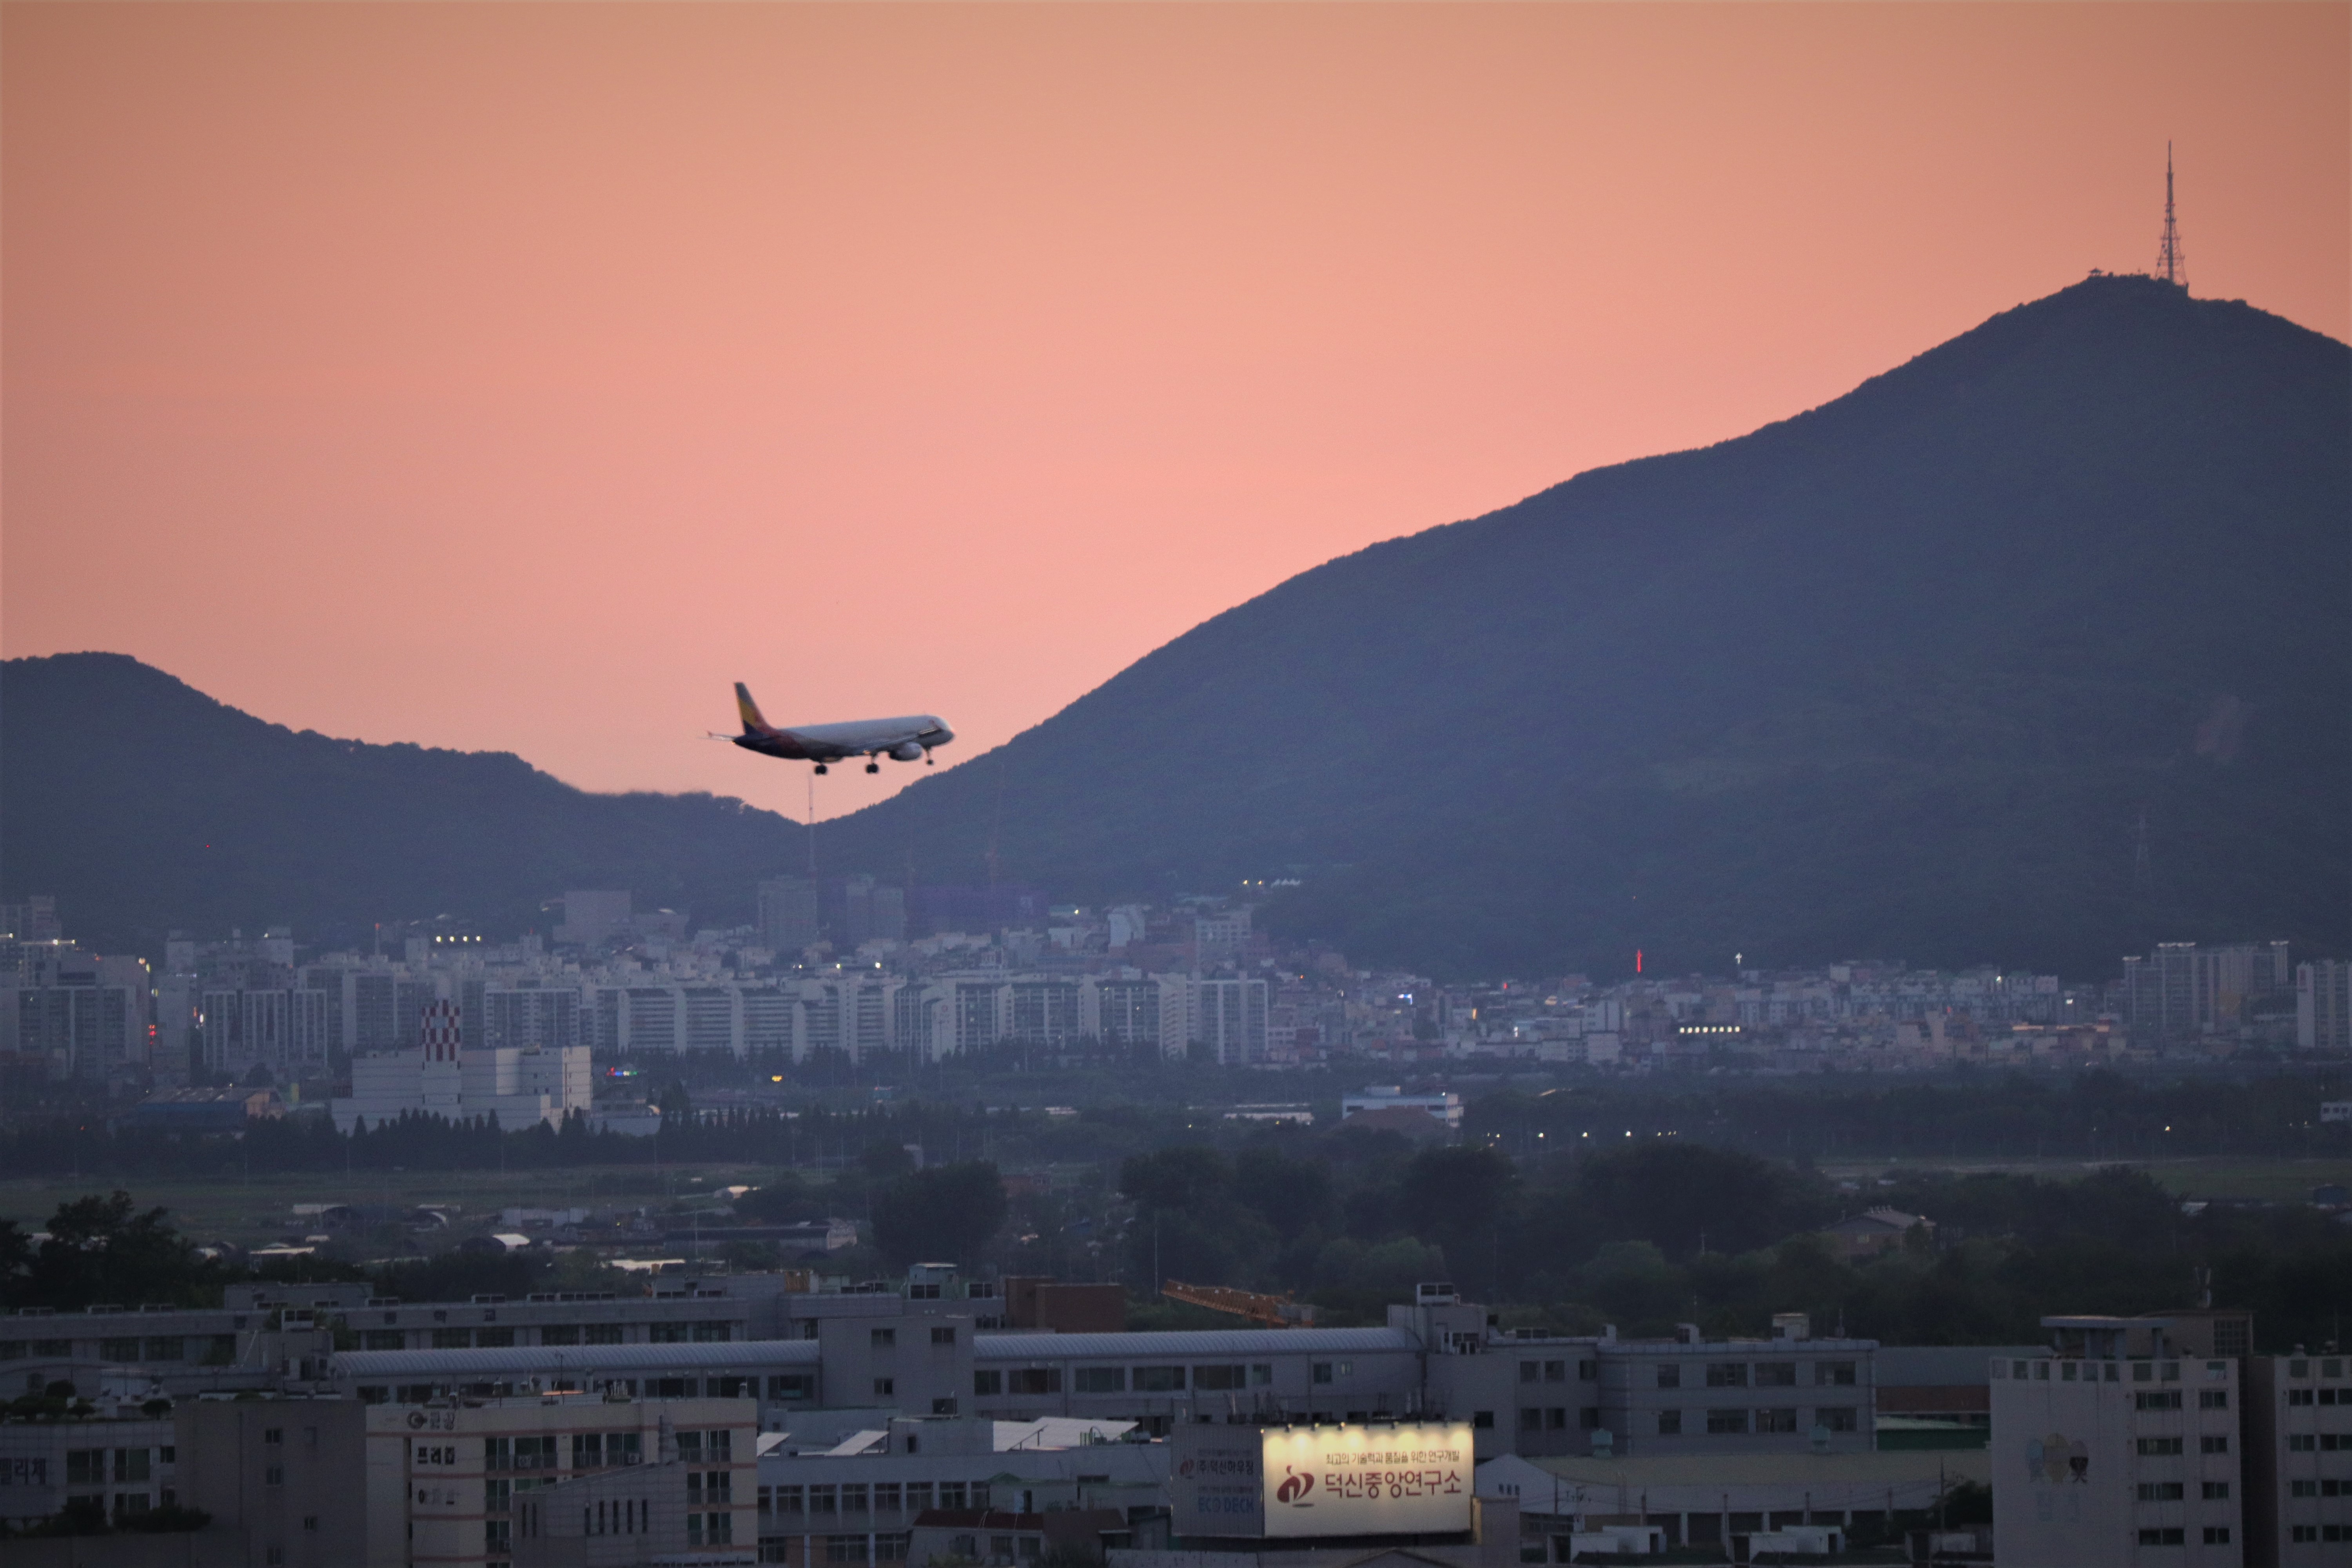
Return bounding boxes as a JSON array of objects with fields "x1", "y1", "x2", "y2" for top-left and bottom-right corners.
[
  {"x1": 1579, "y1": 1241, "x2": 1688, "y2": 1332},
  {"x1": 1118, "y1": 1147, "x2": 1278, "y2": 1289},
  {"x1": 1119, "y1": 1147, "x2": 1232, "y2": 1214},
  {"x1": 871, "y1": 1163, "x2": 1008, "y2": 1269},
  {"x1": 1399, "y1": 1145, "x2": 1519, "y2": 1243},
  {"x1": 735, "y1": 1172, "x2": 822, "y2": 1224},
  {"x1": 1571, "y1": 1144, "x2": 1829, "y2": 1261},
  {"x1": 1234, "y1": 1146, "x2": 1339, "y2": 1244},
  {"x1": 11, "y1": 1192, "x2": 212, "y2": 1311}
]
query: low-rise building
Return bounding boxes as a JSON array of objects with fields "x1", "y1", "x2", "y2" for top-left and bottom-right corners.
[
  {"x1": 175, "y1": 1391, "x2": 757, "y2": 1568},
  {"x1": 907, "y1": 1505, "x2": 1130, "y2": 1568},
  {"x1": 2, "y1": 1285, "x2": 345, "y2": 1403},
  {"x1": 318, "y1": 1281, "x2": 1886, "y2": 1472},
  {"x1": 0, "y1": 1405, "x2": 180, "y2": 1529},
  {"x1": 332, "y1": 1000, "x2": 591, "y2": 1132},
  {"x1": 1587, "y1": 1315, "x2": 1878, "y2": 1457},
  {"x1": 1475, "y1": 1447, "x2": 1985, "y2": 1559},
  {"x1": 756, "y1": 1415, "x2": 1160, "y2": 1568},
  {"x1": 1338, "y1": 1089, "x2": 1462, "y2": 1132},
  {"x1": 1877, "y1": 1345, "x2": 2049, "y2": 1432},
  {"x1": 336, "y1": 1341, "x2": 818, "y2": 1422},
  {"x1": 380, "y1": 1395, "x2": 757, "y2": 1568},
  {"x1": 1819, "y1": 1208, "x2": 1933, "y2": 1261},
  {"x1": 129, "y1": 1085, "x2": 287, "y2": 1131},
  {"x1": 177, "y1": 1395, "x2": 370, "y2": 1568}
]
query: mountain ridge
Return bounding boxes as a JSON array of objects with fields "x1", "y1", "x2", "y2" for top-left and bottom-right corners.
[
  {"x1": 7, "y1": 276, "x2": 2345, "y2": 977},
  {"x1": 0, "y1": 650, "x2": 807, "y2": 952},
  {"x1": 811, "y1": 276, "x2": 2350, "y2": 976}
]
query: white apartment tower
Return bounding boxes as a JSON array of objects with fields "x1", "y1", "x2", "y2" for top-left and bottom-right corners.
[
  {"x1": 2295, "y1": 960, "x2": 2349, "y2": 1053},
  {"x1": 1994, "y1": 1315, "x2": 2245, "y2": 1568},
  {"x1": 2245, "y1": 1350, "x2": 2352, "y2": 1563}
]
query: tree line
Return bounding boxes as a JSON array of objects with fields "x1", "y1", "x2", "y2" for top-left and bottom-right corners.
[{"x1": 1114, "y1": 1135, "x2": 2352, "y2": 1354}]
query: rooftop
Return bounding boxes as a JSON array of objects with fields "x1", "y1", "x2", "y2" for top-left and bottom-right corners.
[
  {"x1": 1524, "y1": 1449, "x2": 1989, "y2": 1486},
  {"x1": 972, "y1": 1328, "x2": 1420, "y2": 1361},
  {"x1": 332, "y1": 1339, "x2": 819, "y2": 1378}
]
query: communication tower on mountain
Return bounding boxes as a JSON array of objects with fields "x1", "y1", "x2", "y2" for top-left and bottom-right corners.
[{"x1": 2155, "y1": 142, "x2": 2188, "y2": 290}]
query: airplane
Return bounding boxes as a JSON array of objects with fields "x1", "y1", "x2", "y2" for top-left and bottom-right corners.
[{"x1": 720, "y1": 682, "x2": 955, "y2": 775}]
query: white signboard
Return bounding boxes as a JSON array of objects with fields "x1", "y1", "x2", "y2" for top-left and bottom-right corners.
[
  {"x1": 1259, "y1": 1423, "x2": 1474, "y2": 1538},
  {"x1": 1170, "y1": 1425, "x2": 1265, "y2": 1535}
]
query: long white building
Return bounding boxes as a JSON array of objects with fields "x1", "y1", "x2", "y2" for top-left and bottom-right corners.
[
  {"x1": 330, "y1": 1000, "x2": 590, "y2": 1132},
  {"x1": 581, "y1": 973, "x2": 1238, "y2": 1064}
]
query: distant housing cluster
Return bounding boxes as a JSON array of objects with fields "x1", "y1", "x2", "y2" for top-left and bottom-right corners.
[{"x1": 0, "y1": 888, "x2": 2345, "y2": 1119}]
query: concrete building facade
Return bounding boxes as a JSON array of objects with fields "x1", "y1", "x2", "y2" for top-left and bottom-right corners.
[
  {"x1": 331, "y1": 1000, "x2": 591, "y2": 1132},
  {"x1": 2245, "y1": 1350, "x2": 2352, "y2": 1565},
  {"x1": 1992, "y1": 1321, "x2": 2246, "y2": 1568}
]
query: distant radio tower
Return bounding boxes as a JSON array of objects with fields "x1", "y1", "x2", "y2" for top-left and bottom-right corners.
[{"x1": 2155, "y1": 142, "x2": 2188, "y2": 290}]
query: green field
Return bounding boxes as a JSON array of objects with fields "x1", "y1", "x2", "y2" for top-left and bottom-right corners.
[
  {"x1": 0, "y1": 1164, "x2": 786, "y2": 1250},
  {"x1": 1817, "y1": 1154, "x2": 2352, "y2": 1203},
  {"x1": 11, "y1": 1150, "x2": 2344, "y2": 1256}
]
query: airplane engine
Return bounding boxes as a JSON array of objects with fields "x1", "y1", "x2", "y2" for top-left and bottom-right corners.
[{"x1": 889, "y1": 742, "x2": 926, "y2": 762}]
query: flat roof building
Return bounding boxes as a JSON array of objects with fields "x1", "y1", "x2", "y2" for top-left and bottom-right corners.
[{"x1": 1993, "y1": 1315, "x2": 2249, "y2": 1568}]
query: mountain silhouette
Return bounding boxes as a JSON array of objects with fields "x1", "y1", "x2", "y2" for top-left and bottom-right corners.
[
  {"x1": 814, "y1": 276, "x2": 2350, "y2": 978},
  {"x1": 7, "y1": 276, "x2": 2345, "y2": 976},
  {"x1": 0, "y1": 652, "x2": 804, "y2": 953}
]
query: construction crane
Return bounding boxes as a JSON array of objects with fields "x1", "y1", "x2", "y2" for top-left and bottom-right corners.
[{"x1": 1161, "y1": 1279, "x2": 1317, "y2": 1328}]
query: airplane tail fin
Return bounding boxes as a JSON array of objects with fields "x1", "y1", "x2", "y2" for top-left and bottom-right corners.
[{"x1": 734, "y1": 682, "x2": 775, "y2": 735}]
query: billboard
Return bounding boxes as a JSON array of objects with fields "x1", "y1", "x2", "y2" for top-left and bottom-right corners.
[
  {"x1": 1170, "y1": 1424, "x2": 1265, "y2": 1536},
  {"x1": 1260, "y1": 1423, "x2": 1474, "y2": 1538}
]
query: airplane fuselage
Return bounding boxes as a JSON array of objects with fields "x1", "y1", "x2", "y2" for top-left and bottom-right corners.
[
  {"x1": 727, "y1": 682, "x2": 953, "y2": 772},
  {"x1": 731, "y1": 716, "x2": 953, "y2": 764}
]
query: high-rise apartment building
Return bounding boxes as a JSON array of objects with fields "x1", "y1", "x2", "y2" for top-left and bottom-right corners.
[
  {"x1": 2295, "y1": 961, "x2": 2349, "y2": 1054},
  {"x1": 0, "y1": 896, "x2": 63, "y2": 941},
  {"x1": 16, "y1": 978, "x2": 146, "y2": 1083},
  {"x1": 2123, "y1": 942, "x2": 2292, "y2": 1042},
  {"x1": 483, "y1": 985, "x2": 583, "y2": 1052},
  {"x1": 758, "y1": 877, "x2": 821, "y2": 953},
  {"x1": 200, "y1": 986, "x2": 332, "y2": 1080},
  {"x1": 840, "y1": 875, "x2": 907, "y2": 947},
  {"x1": 1193, "y1": 977, "x2": 1270, "y2": 1065},
  {"x1": 1087, "y1": 976, "x2": 1187, "y2": 1057},
  {"x1": 554, "y1": 890, "x2": 633, "y2": 950}
]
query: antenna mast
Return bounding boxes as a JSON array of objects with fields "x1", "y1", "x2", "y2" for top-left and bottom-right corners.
[{"x1": 2156, "y1": 142, "x2": 2187, "y2": 290}]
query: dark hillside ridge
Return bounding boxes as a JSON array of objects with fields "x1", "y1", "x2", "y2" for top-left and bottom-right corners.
[
  {"x1": 813, "y1": 277, "x2": 2350, "y2": 977},
  {"x1": 6, "y1": 277, "x2": 2344, "y2": 976},
  {"x1": 0, "y1": 652, "x2": 802, "y2": 953}
]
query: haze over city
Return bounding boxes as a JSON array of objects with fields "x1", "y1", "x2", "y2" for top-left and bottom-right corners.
[
  {"x1": 1, "y1": 8, "x2": 2349, "y2": 1563},
  {"x1": 5, "y1": 3, "x2": 2346, "y2": 818}
]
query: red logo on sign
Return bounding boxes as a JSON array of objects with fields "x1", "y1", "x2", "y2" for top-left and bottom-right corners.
[{"x1": 1276, "y1": 1468, "x2": 1315, "y2": 1505}]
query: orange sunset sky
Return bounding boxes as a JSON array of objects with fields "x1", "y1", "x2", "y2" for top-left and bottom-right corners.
[{"x1": 5, "y1": 3, "x2": 2347, "y2": 822}]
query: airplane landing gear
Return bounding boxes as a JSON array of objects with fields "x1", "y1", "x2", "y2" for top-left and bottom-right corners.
[
  {"x1": 865, "y1": 761, "x2": 880, "y2": 775},
  {"x1": 813, "y1": 764, "x2": 828, "y2": 775},
  {"x1": 926, "y1": 754, "x2": 935, "y2": 765}
]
